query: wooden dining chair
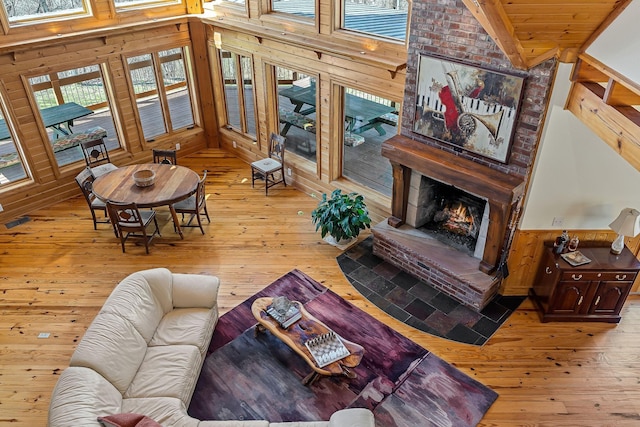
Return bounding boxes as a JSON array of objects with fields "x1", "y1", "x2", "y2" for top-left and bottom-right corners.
[
  {"x1": 106, "y1": 201, "x2": 160, "y2": 254},
  {"x1": 172, "y1": 170, "x2": 210, "y2": 234},
  {"x1": 74, "y1": 167, "x2": 111, "y2": 232},
  {"x1": 81, "y1": 139, "x2": 117, "y2": 177},
  {"x1": 152, "y1": 148, "x2": 178, "y2": 165},
  {"x1": 251, "y1": 133, "x2": 287, "y2": 195}
]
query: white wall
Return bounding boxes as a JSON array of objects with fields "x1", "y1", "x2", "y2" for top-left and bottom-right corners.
[
  {"x1": 587, "y1": 1, "x2": 640, "y2": 84},
  {"x1": 520, "y1": 2, "x2": 640, "y2": 230}
]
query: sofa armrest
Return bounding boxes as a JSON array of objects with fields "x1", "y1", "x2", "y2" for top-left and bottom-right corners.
[
  {"x1": 328, "y1": 409, "x2": 375, "y2": 427},
  {"x1": 171, "y1": 273, "x2": 220, "y2": 308}
]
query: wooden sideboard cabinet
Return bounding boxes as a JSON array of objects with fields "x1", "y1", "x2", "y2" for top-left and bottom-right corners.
[{"x1": 529, "y1": 245, "x2": 640, "y2": 323}]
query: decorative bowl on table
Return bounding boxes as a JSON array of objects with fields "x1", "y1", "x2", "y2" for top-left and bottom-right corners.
[{"x1": 133, "y1": 169, "x2": 156, "y2": 187}]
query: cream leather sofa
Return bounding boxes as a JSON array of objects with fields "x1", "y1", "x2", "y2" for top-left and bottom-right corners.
[{"x1": 47, "y1": 268, "x2": 374, "y2": 427}]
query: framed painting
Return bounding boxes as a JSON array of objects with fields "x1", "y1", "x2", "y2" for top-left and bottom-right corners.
[{"x1": 413, "y1": 54, "x2": 525, "y2": 163}]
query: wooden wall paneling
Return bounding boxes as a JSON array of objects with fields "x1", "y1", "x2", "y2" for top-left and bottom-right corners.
[
  {"x1": 258, "y1": 55, "x2": 277, "y2": 150},
  {"x1": 206, "y1": 40, "x2": 229, "y2": 150},
  {"x1": 186, "y1": 0, "x2": 204, "y2": 14},
  {"x1": 189, "y1": 20, "x2": 218, "y2": 146}
]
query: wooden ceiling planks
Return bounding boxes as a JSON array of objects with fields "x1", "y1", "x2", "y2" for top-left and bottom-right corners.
[{"x1": 461, "y1": 0, "x2": 626, "y2": 69}]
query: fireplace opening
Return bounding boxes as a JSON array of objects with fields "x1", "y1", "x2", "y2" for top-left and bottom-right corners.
[{"x1": 414, "y1": 176, "x2": 487, "y2": 256}]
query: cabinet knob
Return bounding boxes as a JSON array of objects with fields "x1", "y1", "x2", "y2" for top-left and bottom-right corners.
[
  {"x1": 615, "y1": 274, "x2": 627, "y2": 281},
  {"x1": 572, "y1": 274, "x2": 583, "y2": 281},
  {"x1": 545, "y1": 266, "x2": 553, "y2": 274}
]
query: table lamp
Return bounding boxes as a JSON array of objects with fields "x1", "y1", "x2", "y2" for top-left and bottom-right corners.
[{"x1": 609, "y1": 208, "x2": 640, "y2": 255}]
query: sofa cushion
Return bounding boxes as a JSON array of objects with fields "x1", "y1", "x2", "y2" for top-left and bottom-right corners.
[
  {"x1": 149, "y1": 308, "x2": 217, "y2": 356},
  {"x1": 101, "y1": 269, "x2": 172, "y2": 343},
  {"x1": 48, "y1": 366, "x2": 122, "y2": 427},
  {"x1": 70, "y1": 312, "x2": 148, "y2": 394},
  {"x1": 124, "y1": 345, "x2": 201, "y2": 404},
  {"x1": 172, "y1": 273, "x2": 220, "y2": 308},
  {"x1": 138, "y1": 267, "x2": 176, "y2": 312},
  {"x1": 122, "y1": 397, "x2": 201, "y2": 427},
  {"x1": 328, "y1": 409, "x2": 375, "y2": 426},
  {"x1": 97, "y1": 413, "x2": 161, "y2": 427}
]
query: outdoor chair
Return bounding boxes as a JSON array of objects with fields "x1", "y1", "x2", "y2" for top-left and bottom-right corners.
[
  {"x1": 81, "y1": 139, "x2": 117, "y2": 177},
  {"x1": 74, "y1": 167, "x2": 113, "y2": 233},
  {"x1": 251, "y1": 133, "x2": 286, "y2": 195},
  {"x1": 152, "y1": 148, "x2": 178, "y2": 165},
  {"x1": 106, "y1": 201, "x2": 160, "y2": 254},
  {"x1": 172, "y1": 170, "x2": 210, "y2": 234}
]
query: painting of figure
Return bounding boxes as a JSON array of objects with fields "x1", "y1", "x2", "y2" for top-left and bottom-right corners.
[{"x1": 413, "y1": 54, "x2": 525, "y2": 163}]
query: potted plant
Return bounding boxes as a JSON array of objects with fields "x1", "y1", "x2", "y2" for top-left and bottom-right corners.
[{"x1": 311, "y1": 189, "x2": 371, "y2": 246}]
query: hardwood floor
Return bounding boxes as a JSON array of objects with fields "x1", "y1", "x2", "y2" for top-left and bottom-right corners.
[{"x1": 1, "y1": 149, "x2": 640, "y2": 426}]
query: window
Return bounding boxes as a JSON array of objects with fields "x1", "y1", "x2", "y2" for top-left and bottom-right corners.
[
  {"x1": 343, "y1": 0, "x2": 409, "y2": 41},
  {"x1": 275, "y1": 67, "x2": 317, "y2": 164},
  {"x1": 340, "y1": 86, "x2": 399, "y2": 196},
  {"x1": 0, "y1": 94, "x2": 29, "y2": 187},
  {"x1": 127, "y1": 47, "x2": 196, "y2": 141},
  {"x1": 29, "y1": 65, "x2": 120, "y2": 168},
  {"x1": 1, "y1": 0, "x2": 89, "y2": 24},
  {"x1": 271, "y1": 0, "x2": 315, "y2": 20},
  {"x1": 219, "y1": 50, "x2": 256, "y2": 138}
]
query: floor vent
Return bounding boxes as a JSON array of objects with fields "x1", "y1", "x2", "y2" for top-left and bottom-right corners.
[{"x1": 5, "y1": 216, "x2": 30, "y2": 229}]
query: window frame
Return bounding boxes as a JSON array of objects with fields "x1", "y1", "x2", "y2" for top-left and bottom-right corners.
[
  {"x1": 25, "y1": 62, "x2": 123, "y2": 176},
  {"x1": 267, "y1": 62, "x2": 320, "y2": 170},
  {"x1": 0, "y1": 0, "x2": 92, "y2": 26},
  {"x1": 217, "y1": 48, "x2": 258, "y2": 138},
  {"x1": 124, "y1": 44, "x2": 199, "y2": 143},
  {"x1": 258, "y1": 0, "x2": 318, "y2": 30},
  {"x1": 331, "y1": 80, "x2": 401, "y2": 194},
  {"x1": 333, "y1": 0, "x2": 410, "y2": 44},
  {"x1": 0, "y1": 82, "x2": 32, "y2": 190}
]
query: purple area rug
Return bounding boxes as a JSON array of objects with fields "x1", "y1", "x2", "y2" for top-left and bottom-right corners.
[{"x1": 188, "y1": 269, "x2": 497, "y2": 426}]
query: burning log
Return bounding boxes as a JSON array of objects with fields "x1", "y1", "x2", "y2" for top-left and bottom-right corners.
[{"x1": 434, "y1": 203, "x2": 478, "y2": 237}]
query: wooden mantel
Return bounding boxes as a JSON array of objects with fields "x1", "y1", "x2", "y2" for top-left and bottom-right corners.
[{"x1": 381, "y1": 135, "x2": 526, "y2": 274}]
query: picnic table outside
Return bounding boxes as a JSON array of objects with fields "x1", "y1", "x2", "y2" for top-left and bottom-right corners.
[
  {"x1": 278, "y1": 82, "x2": 395, "y2": 137},
  {"x1": 0, "y1": 102, "x2": 93, "y2": 141}
]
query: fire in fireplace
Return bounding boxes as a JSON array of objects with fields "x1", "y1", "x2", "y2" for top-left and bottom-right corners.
[{"x1": 414, "y1": 177, "x2": 487, "y2": 256}]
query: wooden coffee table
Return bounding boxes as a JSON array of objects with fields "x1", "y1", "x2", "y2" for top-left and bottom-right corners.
[{"x1": 251, "y1": 297, "x2": 364, "y2": 385}]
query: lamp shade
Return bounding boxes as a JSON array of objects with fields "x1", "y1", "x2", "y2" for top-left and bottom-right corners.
[{"x1": 609, "y1": 208, "x2": 640, "y2": 237}]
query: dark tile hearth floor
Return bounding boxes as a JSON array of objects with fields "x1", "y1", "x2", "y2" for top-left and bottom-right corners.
[{"x1": 338, "y1": 236, "x2": 526, "y2": 346}]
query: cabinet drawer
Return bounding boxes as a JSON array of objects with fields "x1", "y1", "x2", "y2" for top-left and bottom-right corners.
[
  {"x1": 559, "y1": 271, "x2": 637, "y2": 282},
  {"x1": 559, "y1": 271, "x2": 600, "y2": 282},
  {"x1": 597, "y1": 271, "x2": 637, "y2": 282}
]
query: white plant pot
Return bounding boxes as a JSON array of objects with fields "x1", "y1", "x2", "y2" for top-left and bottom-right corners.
[{"x1": 323, "y1": 235, "x2": 357, "y2": 249}]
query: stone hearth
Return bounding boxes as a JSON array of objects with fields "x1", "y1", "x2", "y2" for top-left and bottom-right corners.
[{"x1": 373, "y1": 222, "x2": 500, "y2": 311}]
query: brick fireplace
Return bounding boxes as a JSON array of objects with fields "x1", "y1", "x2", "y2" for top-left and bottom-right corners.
[
  {"x1": 373, "y1": 135, "x2": 526, "y2": 310},
  {"x1": 368, "y1": 0, "x2": 554, "y2": 309}
]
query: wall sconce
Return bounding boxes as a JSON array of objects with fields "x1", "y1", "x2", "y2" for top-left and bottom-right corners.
[{"x1": 609, "y1": 208, "x2": 640, "y2": 254}]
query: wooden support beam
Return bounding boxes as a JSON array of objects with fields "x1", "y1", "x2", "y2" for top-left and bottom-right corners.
[
  {"x1": 567, "y1": 82, "x2": 640, "y2": 173},
  {"x1": 460, "y1": 0, "x2": 528, "y2": 70}
]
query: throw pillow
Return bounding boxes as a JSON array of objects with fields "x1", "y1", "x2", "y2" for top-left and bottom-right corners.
[{"x1": 97, "y1": 413, "x2": 162, "y2": 427}]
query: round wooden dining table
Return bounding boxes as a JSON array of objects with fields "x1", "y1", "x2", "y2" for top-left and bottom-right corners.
[{"x1": 92, "y1": 163, "x2": 200, "y2": 239}]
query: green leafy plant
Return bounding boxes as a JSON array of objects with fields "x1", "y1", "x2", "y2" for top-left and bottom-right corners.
[{"x1": 311, "y1": 189, "x2": 371, "y2": 242}]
